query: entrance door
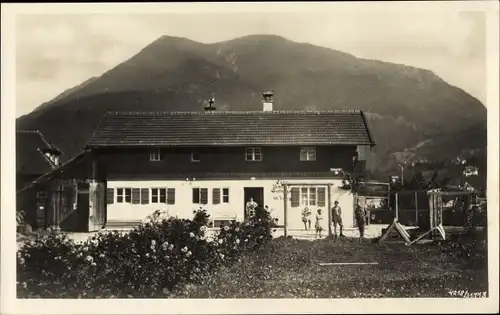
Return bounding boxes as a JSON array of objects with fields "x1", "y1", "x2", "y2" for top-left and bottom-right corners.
[
  {"x1": 77, "y1": 183, "x2": 90, "y2": 232},
  {"x1": 244, "y1": 187, "x2": 264, "y2": 220}
]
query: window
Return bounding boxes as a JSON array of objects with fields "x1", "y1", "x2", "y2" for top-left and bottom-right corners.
[
  {"x1": 151, "y1": 188, "x2": 167, "y2": 203},
  {"x1": 245, "y1": 147, "x2": 262, "y2": 161},
  {"x1": 212, "y1": 188, "x2": 230, "y2": 205},
  {"x1": 150, "y1": 148, "x2": 161, "y2": 161},
  {"x1": 37, "y1": 191, "x2": 47, "y2": 198},
  {"x1": 300, "y1": 147, "x2": 316, "y2": 161},
  {"x1": 116, "y1": 188, "x2": 132, "y2": 203},
  {"x1": 290, "y1": 186, "x2": 326, "y2": 207},
  {"x1": 301, "y1": 187, "x2": 317, "y2": 206},
  {"x1": 193, "y1": 188, "x2": 208, "y2": 204},
  {"x1": 191, "y1": 151, "x2": 200, "y2": 163}
]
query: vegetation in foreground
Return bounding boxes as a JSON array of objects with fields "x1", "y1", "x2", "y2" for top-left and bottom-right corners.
[
  {"x1": 17, "y1": 206, "x2": 275, "y2": 298},
  {"x1": 17, "y1": 205, "x2": 487, "y2": 299},
  {"x1": 169, "y1": 230, "x2": 488, "y2": 298}
]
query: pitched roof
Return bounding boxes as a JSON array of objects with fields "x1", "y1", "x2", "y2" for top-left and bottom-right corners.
[
  {"x1": 18, "y1": 150, "x2": 92, "y2": 193},
  {"x1": 16, "y1": 130, "x2": 60, "y2": 175},
  {"x1": 87, "y1": 110, "x2": 375, "y2": 147}
]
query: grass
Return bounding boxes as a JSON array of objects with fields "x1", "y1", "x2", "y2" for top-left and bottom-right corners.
[{"x1": 169, "y1": 236, "x2": 488, "y2": 298}]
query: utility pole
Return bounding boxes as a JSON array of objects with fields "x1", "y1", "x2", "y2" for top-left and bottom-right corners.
[{"x1": 398, "y1": 162, "x2": 406, "y2": 187}]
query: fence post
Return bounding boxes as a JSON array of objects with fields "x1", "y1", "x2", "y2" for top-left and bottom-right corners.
[
  {"x1": 283, "y1": 185, "x2": 288, "y2": 237},
  {"x1": 415, "y1": 191, "x2": 419, "y2": 226},
  {"x1": 395, "y1": 193, "x2": 399, "y2": 220},
  {"x1": 327, "y1": 184, "x2": 332, "y2": 237}
]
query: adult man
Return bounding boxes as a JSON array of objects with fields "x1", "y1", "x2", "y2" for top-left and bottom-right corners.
[
  {"x1": 331, "y1": 201, "x2": 344, "y2": 238},
  {"x1": 354, "y1": 200, "x2": 367, "y2": 243}
]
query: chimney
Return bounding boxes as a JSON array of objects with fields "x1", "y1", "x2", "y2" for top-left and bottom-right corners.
[{"x1": 262, "y1": 90, "x2": 274, "y2": 112}]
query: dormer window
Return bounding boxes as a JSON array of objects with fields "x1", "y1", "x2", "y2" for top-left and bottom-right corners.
[
  {"x1": 191, "y1": 151, "x2": 200, "y2": 163},
  {"x1": 300, "y1": 147, "x2": 316, "y2": 161},
  {"x1": 149, "y1": 148, "x2": 161, "y2": 161},
  {"x1": 245, "y1": 147, "x2": 262, "y2": 162}
]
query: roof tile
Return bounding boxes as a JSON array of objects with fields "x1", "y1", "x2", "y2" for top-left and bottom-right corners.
[{"x1": 87, "y1": 110, "x2": 375, "y2": 147}]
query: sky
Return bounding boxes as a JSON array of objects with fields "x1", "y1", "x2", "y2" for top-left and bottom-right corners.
[{"x1": 14, "y1": 4, "x2": 488, "y2": 117}]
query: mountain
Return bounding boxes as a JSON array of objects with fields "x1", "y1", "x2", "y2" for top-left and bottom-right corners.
[
  {"x1": 33, "y1": 77, "x2": 99, "y2": 113},
  {"x1": 16, "y1": 34, "x2": 487, "y2": 175}
]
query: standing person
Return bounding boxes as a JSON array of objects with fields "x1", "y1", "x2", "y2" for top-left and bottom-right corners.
[
  {"x1": 354, "y1": 201, "x2": 367, "y2": 243},
  {"x1": 331, "y1": 201, "x2": 344, "y2": 238},
  {"x1": 301, "y1": 207, "x2": 312, "y2": 230},
  {"x1": 315, "y1": 209, "x2": 324, "y2": 238},
  {"x1": 245, "y1": 197, "x2": 257, "y2": 219}
]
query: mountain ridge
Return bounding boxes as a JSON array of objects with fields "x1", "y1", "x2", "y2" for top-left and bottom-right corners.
[{"x1": 16, "y1": 34, "x2": 487, "y2": 181}]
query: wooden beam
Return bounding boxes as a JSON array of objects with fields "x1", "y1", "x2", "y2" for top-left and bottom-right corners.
[
  {"x1": 318, "y1": 262, "x2": 379, "y2": 266},
  {"x1": 427, "y1": 191, "x2": 475, "y2": 196}
]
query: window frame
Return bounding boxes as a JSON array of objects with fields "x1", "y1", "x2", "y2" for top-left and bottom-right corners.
[
  {"x1": 149, "y1": 148, "x2": 162, "y2": 161},
  {"x1": 300, "y1": 147, "x2": 317, "y2": 161},
  {"x1": 222, "y1": 188, "x2": 230, "y2": 203},
  {"x1": 116, "y1": 188, "x2": 132, "y2": 203},
  {"x1": 295, "y1": 186, "x2": 322, "y2": 207},
  {"x1": 191, "y1": 151, "x2": 200, "y2": 163},
  {"x1": 212, "y1": 187, "x2": 230, "y2": 205},
  {"x1": 193, "y1": 188, "x2": 209, "y2": 205},
  {"x1": 245, "y1": 147, "x2": 263, "y2": 162},
  {"x1": 151, "y1": 188, "x2": 167, "y2": 204}
]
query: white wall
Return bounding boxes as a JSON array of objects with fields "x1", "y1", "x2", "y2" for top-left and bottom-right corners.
[{"x1": 107, "y1": 178, "x2": 354, "y2": 228}]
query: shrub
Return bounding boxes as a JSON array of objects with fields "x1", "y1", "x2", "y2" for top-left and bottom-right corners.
[{"x1": 17, "y1": 206, "x2": 275, "y2": 298}]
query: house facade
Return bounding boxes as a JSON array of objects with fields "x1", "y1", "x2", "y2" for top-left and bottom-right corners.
[
  {"x1": 16, "y1": 130, "x2": 63, "y2": 229},
  {"x1": 17, "y1": 150, "x2": 107, "y2": 232},
  {"x1": 86, "y1": 99, "x2": 375, "y2": 231}
]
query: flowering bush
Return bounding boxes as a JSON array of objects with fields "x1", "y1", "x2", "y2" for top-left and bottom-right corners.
[{"x1": 17, "y1": 206, "x2": 275, "y2": 298}]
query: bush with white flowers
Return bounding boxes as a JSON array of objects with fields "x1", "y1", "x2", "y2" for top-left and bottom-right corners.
[{"x1": 17, "y1": 206, "x2": 275, "y2": 298}]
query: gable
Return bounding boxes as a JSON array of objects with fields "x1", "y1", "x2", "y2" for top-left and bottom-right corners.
[{"x1": 16, "y1": 130, "x2": 60, "y2": 175}]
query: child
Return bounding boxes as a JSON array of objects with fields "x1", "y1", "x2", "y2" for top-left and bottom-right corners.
[
  {"x1": 315, "y1": 209, "x2": 324, "y2": 238},
  {"x1": 302, "y1": 207, "x2": 312, "y2": 230}
]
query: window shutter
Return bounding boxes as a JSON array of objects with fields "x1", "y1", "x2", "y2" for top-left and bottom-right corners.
[
  {"x1": 212, "y1": 188, "x2": 221, "y2": 204},
  {"x1": 167, "y1": 188, "x2": 175, "y2": 205},
  {"x1": 140, "y1": 188, "x2": 149, "y2": 204},
  {"x1": 193, "y1": 188, "x2": 200, "y2": 204},
  {"x1": 291, "y1": 187, "x2": 300, "y2": 207},
  {"x1": 318, "y1": 187, "x2": 326, "y2": 207},
  {"x1": 106, "y1": 188, "x2": 114, "y2": 204},
  {"x1": 200, "y1": 188, "x2": 208, "y2": 204},
  {"x1": 131, "y1": 188, "x2": 141, "y2": 204}
]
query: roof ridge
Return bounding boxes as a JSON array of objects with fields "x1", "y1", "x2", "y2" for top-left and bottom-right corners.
[{"x1": 104, "y1": 109, "x2": 363, "y2": 116}]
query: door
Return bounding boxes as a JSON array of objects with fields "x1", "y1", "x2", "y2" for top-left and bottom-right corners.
[
  {"x1": 76, "y1": 183, "x2": 90, "y2": 232},
  {"x1": 89, "y1": 182, "x2": 106, "y2": 231},
  {"x1": 77, "y1": 191, "x2": 90, "y2": 232},
  {"x1": 244, "y1": 187, "x2": 264, "y2": 220}
]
